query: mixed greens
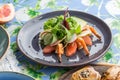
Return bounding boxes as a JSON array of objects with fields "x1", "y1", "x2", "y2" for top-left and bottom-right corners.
[
  {"x1": 39, "y1": 10, "x2": 101, "y2": 62},
  {"x1": 40, "y1": 15, "x2": 82, "y2": 46}
]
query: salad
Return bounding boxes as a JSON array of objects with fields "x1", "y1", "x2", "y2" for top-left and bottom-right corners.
[{"x1": 39, "y1": 9, "x2": 101, "y2": 62}]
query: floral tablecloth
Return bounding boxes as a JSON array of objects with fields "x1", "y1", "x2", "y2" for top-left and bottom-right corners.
[{"x1": 0, "y1": 0, "x2": 120, "y2": 80}]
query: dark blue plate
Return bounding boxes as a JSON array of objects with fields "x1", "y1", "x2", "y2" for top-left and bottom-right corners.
[
  {"x1": 0, "y1": 27, "x2": 9, "y2": 59},
  {"x1": 0, "y1": 72, "x2": 34, "y2": 80},
  {"x1": 17, "y1": 10, "x2": 112, "y2": 67}
]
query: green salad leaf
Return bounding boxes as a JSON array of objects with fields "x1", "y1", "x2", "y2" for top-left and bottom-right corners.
[
  {"x1": 66, "y1": 17, "x2": 77, "y2": 28},
  {"x1": 75, "y1": 25, "x2": 81, "y2": 34},
  {"x1": 56, "y1": 15, "x2": 64, "y2": 23},
  {"x1": 42, "y1": 32, "x2": 58, "y2": 45},
  {"x1": 66, "y1": 17, "x2": 81, "y2": 35},
  {"x1": 44, "y1": 18, "x2": 57, "y2": 30},
  {"x1": 65, "y1": 28, "x2": 72, "y2": 42},
  {"x1": 51, "y1": 34, "x2": 58, "y2": 44},
  {"x1": 51, "y1": 28, "x2": 66, "y2": 40},
  {"x1": 43, "y1": 32, "x2": 53, "y2": 45},
  {"x1": 41, "y1": 15, "x2": 82, "y2": 45}
]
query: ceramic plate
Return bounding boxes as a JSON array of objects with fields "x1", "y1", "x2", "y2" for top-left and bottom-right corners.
[
  {"x1": 0, "y1": 72, "x2": 34, "y2": 80},
  {"x1": 0, "y1": 27, "x2": 9, "y2": 59},
  {"x1": 17, "y1": 10, "x2": 112, "y2": 67}
]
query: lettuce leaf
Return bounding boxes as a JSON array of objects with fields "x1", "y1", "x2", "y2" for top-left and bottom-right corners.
[
  {"x1": 43, "y1": 15, "x2": 82, "y2": 45},
  {"x1": 44, "y1": 18, "x2": 57, "y2": 30},
  {"x1": 66, "y1": 17, "x2": 81, "y2": 34},
  {"x1": 43, "y1": 32, "x2": 53, "y2": 45}
]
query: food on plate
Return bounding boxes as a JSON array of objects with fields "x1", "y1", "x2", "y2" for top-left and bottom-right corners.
[
  {"x1": 43, "y1": 45, "x2": 55, "y2": 54},
  {"x1": 71, "y1": 66, "x2": 101, "y2": 80},
  {"x1": 65, "y1": 41, "x2": 77, "y2": 57},
  {"x1": 101, "y1": 66, "x2": 120, "y2": 80},
  {"x1": 39, "y1": 9, "x2": 101, "y2": 62},
  {"x1": 60, "y1": 65, "x2": 120, "y2": 80},
  {"x1": 0, "y1": 4, "x2": 15, "y2": 23}
]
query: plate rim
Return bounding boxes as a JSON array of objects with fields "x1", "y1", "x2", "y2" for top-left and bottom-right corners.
[
  {"x1": 0, "y1": 26, "x2": 10, "y2": 60},
  {"x1": 0, "y1": 71, "x2": 34, "y2": 80},
  {"x1": 17, "y1": 10, "x2": 113, "y2": 67}
]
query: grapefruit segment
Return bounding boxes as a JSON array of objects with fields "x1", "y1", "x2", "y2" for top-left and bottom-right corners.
[
  {"x1": 66, "y1": 41, "x2": 77, "y2": 57},
  {"x1": 43, "y1": 45, "x2": 55, "y2": 54},
  {"x1": 82, "y1": 36, "x2": 92, "y2": 46},
  {"x1": 0, "y1": 4, "x2": 15, "y2": 23}
]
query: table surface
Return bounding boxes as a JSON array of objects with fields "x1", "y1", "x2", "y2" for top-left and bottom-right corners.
[{"x1": 0, "y1": 0, "x2": 120, "y2": 80}]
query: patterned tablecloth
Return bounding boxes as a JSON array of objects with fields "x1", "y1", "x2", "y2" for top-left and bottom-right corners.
[{"x1": 0, "y1": 0, "x2": 120, "y2": 80}]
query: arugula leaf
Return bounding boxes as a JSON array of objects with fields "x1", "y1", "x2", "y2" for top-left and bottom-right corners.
[
  {"x1": 66, "y1": 17, "x2": 81, "y2": 34},
  {"x1": 43, "y1": 32, "x2": 53, "y2": 45},
  {"x1": 42, "y1": 15, "x2": 82, "y2": 45},
  {"x1": 65, "y1": 29, "x2": 72, "y2": 42},
  {"x1": 75, "y1": 25, "x2": 81, "y2": 34},
  {"x1": 66, "y1": 17, "x2": 77, "y2": 28},
  {"x1": 44, "y1": 18, "x2": 57, "y2": 30},
  {"x1": 56, "y1": 15, "x2": 64, "y2": 23},
  {"x1": 51, "y1": 27, "x2": 66, "y2": 40},
  {"x1": 51, "y1": 34, "x2": 58, "y2": 44},
  {"x1": 57, "y1": 29, "x2": 66, "y2": 39}
]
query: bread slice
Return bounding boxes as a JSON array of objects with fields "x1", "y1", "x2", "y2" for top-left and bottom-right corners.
[
  {"x1": 71, "y1": 66, "x2": 101, "y2": 80},
  {"x1": 101, "y1": 66, "x2": 120, "y2": 80}
]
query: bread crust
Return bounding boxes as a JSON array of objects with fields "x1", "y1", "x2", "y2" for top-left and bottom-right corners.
[
  {"x1": 101, "y1": 66, "x2": 120, "y2": 80},
  {"x1": 71, "y1": 66, "x2": 101, "y2": 80}
]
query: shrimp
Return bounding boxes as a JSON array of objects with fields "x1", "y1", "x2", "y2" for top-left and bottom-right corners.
[
  {"x1": 76, "y1": 38, "x2": 90, "y2": 56},
  {"x1": 82, "y1": 25, "x2": 101, "y2": 40},
  {"x1": 56, "y1": 43, "x2": 64, "y2": 62}
]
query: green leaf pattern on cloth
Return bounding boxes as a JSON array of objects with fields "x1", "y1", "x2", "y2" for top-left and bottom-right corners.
[{"x1": 0, "y1": 0, "x2": 120, "y2": 80}]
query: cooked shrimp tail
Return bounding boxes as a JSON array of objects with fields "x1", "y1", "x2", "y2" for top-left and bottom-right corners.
[
  {"x1": 83, "y1": 25, "x2": 101, "y2": 40},
  {"x1": 56, "y1": 43, "x2": 64, "y2": 62},
  {"x1": 76, "y1": 38, "x2": 90, "y2": 56},
  {"x1": 82, "y1": 36, "x2": 92, "y2": 46},
  {"x1": 58, "y1": 54, "x2": 62, "y2": 63}
]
